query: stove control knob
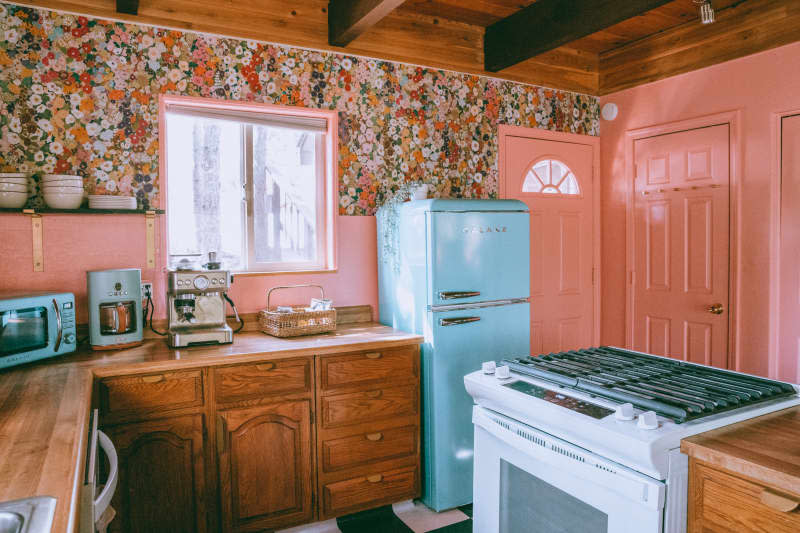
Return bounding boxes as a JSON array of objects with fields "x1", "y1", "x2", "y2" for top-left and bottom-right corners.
[
  {"x1": 615, "y1": 403, "x2": 635, "y2": 421},
  {"x1": 482, "y1": 361, "x2": 496, "y2": 374},
  {"x1": 637, "y1": 411, "x2": 659, "y2": 430},
  {"x1": 495, "y1": 365, "x2": 511, "y2": 380}
]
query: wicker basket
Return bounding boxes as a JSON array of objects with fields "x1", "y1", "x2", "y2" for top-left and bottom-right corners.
[{"x1": 258, "y1": 284, "x2": 337, "y2": 338}]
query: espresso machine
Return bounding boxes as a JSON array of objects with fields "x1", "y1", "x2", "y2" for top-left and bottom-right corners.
[
  {"x1": 87, "y1": 268, "x2": 144, "y2": 350},
  {"x1": 166, "y1": 255, "x2": 235, "y2": 347}
]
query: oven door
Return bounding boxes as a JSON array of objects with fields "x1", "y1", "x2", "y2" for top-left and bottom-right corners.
[{"x1": 472, "y1": 406, "x2": 666, "y2": 533}]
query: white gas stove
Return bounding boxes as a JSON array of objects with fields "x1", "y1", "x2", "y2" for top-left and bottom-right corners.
[{"x1": 464, "y1": 346, "x2": 800, "y2": 533}]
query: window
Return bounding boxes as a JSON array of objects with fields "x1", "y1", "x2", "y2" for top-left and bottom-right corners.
[
  {"x1": 162, "y1": 97, "x2": 336, "y2": 273},
  {"x1": 522, "y1": 159, "x2": 581, "y2": 196}
]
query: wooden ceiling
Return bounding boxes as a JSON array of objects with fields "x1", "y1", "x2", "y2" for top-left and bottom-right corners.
[{"x1": 14, "y1": 0, "x2": 800, "y2": 95}]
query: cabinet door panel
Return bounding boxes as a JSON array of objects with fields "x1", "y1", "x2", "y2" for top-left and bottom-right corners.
[
  {"x1": 104, "y1": 414, "x2": 207, "y2": 533},
  {"x1": 218, "y1": 400, "x2": 313, "y2": 532}
]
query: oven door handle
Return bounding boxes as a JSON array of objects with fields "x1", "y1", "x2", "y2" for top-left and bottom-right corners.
[
  {"x1": 52, "y1": 298, "x2": 62, "y2": 352},
  {"x1": 94, "y1": 430, "x2": 118, "y2": 524}
]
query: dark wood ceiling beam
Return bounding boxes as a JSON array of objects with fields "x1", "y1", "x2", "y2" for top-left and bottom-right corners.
[
  {"x1": 116, "y1": 0, "x2": 138, "y2": 16},
  {"x1": 329, "y1": 0, "x2": 407, "y2": 47},
  {"x1": 484, "y1": 0, "x2": 674, "y2": 72}
]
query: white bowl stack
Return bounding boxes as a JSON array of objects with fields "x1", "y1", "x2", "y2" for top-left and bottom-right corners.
[
  {"x1": 88, "y1": 195, "x2": 137, "y2": 210},
  {"x1": 42, "y1": 174, "x2": 84, "y2": 209},
  {"x1": 0, "y1": 173, "x2": 30, "y2": 208}
]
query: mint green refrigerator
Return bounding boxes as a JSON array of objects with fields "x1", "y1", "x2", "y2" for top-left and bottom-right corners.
[{"x1": 378, "y1": 199, "x2": 531, "y2": 511}]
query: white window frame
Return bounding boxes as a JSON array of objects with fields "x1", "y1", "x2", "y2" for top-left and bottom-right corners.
[{"x1": 160, "y1": 95, "x2": 338, "y2": 274}]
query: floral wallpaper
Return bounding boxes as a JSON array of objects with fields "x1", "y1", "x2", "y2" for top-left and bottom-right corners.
[{"x1": 0, "y1": 3, "x2": 599, "y2": 215}]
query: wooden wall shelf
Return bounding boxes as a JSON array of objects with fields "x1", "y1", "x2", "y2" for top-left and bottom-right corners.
[
  {"x1": 6, "y1": 208, "x2": 164, "y2": 271},
  {"x1": 0, "y1": 208, "x2": 165, "y2": 215}
]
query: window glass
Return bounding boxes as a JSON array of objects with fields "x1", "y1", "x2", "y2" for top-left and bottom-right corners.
[
  {"x1": 522, "y1": 159, "x2": 581, "y2": 197},
  {"x1": 167, "y1": 114, "x2": 245, "y2": 270},
  {"x1": 165, "y1": 104, "x2": 331, "y2": 273},
  {"x1": 252, "y1": 126, "x2": 319, "y2": 265}
]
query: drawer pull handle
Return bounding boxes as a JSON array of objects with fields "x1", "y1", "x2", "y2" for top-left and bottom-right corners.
[
  {"x1": 366, "y1": 432, "x2": 383, "y2": 441},
  {"x1": 364, "y1": 352, "x2": 382, "y2": 360},
  {"x1": 256, "y1": 362, "x2": 276, "y2": 371},
  {"x1": 366, "y1": 390, "x2": 383, "y2": 399},
  {"x1": 366, "y1": 474, "x2": 383, "y2": 483},
  {"x1": 760, "y1": 488, "x2": 800, "y2": 512},
  {"x1": 141, "y1": 375, "x2": 165, "y2": 384}
]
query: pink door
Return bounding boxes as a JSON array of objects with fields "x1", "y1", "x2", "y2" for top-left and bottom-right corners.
[
  {"x1": 504, "y1": 135, "x2": 595, "y2": 354},
  {"x1": 779, "y1": 114, "x2": 800, "y2": 382},
  {"x1": 633, "y1": 124, "x2": 729, "y2": 367}
]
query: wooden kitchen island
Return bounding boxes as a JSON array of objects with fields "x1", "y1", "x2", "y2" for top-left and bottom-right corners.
[
  {"x1": 0, "y1": 321, "x2": 423, "y2": 533},
  {"x1": 681, "y1": 406, "x2": 800, "y2": 532}
]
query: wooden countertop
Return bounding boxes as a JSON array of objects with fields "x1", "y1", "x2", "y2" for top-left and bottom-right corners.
[
  {"x1": 0, "y1": 323, "x2": 422, "y2": 533},
  {"x1": 681, "y1": 406, "x2": 800, "y2": 496}
]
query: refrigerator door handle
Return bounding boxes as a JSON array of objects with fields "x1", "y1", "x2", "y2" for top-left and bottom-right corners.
[
  {"x1": 438, "y1": 291, "x2": 481, "y2": 300},
  {"x1": 440, "y1": 316, "x2": 481, "y2": 326}
]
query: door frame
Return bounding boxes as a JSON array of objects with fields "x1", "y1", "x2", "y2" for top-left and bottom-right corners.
[
  {"x1": 498, "y1": 124, "x2": 601, "y2": 346},
  {"x1": 769, "y1": 107, "x2": 800, "y2": 380},
  {"x1": 624, "y1": 110, "x2": 742, "y2": 370}
]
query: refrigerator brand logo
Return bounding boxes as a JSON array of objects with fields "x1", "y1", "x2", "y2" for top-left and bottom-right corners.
[{"x1": 462, "y1": 226, "x2": 508, "y2": 234}]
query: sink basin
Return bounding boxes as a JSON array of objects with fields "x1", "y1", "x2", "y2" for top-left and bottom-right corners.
[
  {"x1": 0, "y1": 497, "x2": 56, "y2": 533},
  {"x1": 0, "y1": 512, "x2": 23, "y2": 533}
]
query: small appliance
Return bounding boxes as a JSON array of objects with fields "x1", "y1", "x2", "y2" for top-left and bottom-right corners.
[
  {"x1": 0, "y1": 291, "x2": 77, "y2": 369},
  {"x1": 465, "y1": 346, "x2": 800, "y2": 533},
  {"x1": 166, "y1": 264, "x2": 234, "y2": 347},
  {"x1": 87, "y1": 268, "x2": 143, "y2": 350},
  {"x1": 377, "y1": 199, "x2": 531, "y2": 510}
]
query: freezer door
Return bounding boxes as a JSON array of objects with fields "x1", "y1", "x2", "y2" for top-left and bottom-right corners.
[
  {"x1": 429, "y1": 211, "x2": 529, "y2": 307},
  {"x1": 422, "y1": 302, "x2": 530, "y2": 511}
]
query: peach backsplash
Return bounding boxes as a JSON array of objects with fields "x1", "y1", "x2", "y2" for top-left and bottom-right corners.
[{"x1": 0, "y1": 214, "x2": 378, "y2": 324}]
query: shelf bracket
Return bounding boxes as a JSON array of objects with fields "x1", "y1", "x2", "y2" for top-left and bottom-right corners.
[
  {"x1": 145, "y1": 210, "x2": 156, "y2": 268},
  {"x1": 23, "y1": 209, "x2": 44, "y2": 272}
]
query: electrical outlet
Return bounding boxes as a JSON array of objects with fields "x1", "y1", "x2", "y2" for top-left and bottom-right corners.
[{"x1": 141, "y1": 282, "x2": 153, "y2": 300}]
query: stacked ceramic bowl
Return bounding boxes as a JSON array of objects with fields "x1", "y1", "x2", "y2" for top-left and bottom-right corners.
[
  {"x1": 0, "y1": 173, "x2": 30, "y2": 208},
  {"x1": 42, "y1": 174, "x2": 84, "y2": 209}
]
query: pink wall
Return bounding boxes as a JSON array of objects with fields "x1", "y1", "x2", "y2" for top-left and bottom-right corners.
[
  {"x1": 0, "y1": 214, "x2": 378, "y2": 324},
  {"x1": 600, "y1": 41, "x2": 800, "y2": 380}
]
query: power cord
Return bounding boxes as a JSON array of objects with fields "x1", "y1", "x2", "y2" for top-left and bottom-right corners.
[
  {"x1": 143, "y1": 287, "x2": 168, "y2": 336},
  {"x1": 223, "y1": 292, "x2": 245, "y2": 333}
]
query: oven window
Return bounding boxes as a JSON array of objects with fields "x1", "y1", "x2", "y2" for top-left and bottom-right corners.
[
  {"x1": 0, "y1": 307, "x2": 48, "y2": 356},
  {"x1": 499, "y1": 459, "x2": 608, "y2": 533}
]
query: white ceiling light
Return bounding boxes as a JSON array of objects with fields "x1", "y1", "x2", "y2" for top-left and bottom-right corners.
[{"x1": 694, "y1": 0, "x2": 715, "y2": 24}]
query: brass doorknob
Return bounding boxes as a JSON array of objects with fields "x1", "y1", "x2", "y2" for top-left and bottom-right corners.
[{"x1": 707, "y1": 303, "x2": 724, "y2": 315}]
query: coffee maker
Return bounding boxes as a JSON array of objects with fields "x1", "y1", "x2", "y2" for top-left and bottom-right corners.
[
  {"x1": 167, "y1": 257, "x2": 234, "y2": 347},
  {"x1": 87, "y1": 268, "x2": 144, "y2": 350}
]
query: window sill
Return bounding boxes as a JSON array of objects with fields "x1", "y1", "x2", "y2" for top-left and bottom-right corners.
[{"x1": 232, "y1": 267, "x2": 338, "y2": 277}]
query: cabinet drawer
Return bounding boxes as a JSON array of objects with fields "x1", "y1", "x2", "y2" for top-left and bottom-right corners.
[
  {"x1": 322, "y1": 465, "x2": 418, "y2": 518},
  {"x1": 214, "y1": 358, "x2": 311, "y2": 402},
  {"x1": 691, "y1": 461, "x2": 800, "y2": 533},
  {"x1": 99, "y1": 369, "x2": 204, "y2": 417},
  {"x1": 319, "y1": 346, "x2": 418, "y2": 391},
  {"x1": 321, "y1": 384, "x2": 418, "y2": 429},
  {"x1": 321, "y1": 424, "x2": 418, "y2": 473}
]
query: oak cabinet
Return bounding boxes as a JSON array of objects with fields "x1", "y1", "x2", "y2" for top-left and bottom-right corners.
[
  {"x1": 97, "y1": 343, "x2": 420, "y2": 532},
  {"x1": 103, "y1": 414, "x2": 208, "y2": 533},
  {"x1": 216, "y1": 401, "x2": 314, "y2": 532},
  {"x1": 689, "y1": 459, "x2": 800, "y2": 533}
]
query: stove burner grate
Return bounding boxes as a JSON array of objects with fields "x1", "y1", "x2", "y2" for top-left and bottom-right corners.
[{"x1": 502, "y1": 347, "x2": 796, "y2": 423}]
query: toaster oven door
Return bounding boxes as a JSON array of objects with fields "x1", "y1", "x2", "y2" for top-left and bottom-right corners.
[{"x1": 0, "y1": 305, "x2": 49, "y2": 356}]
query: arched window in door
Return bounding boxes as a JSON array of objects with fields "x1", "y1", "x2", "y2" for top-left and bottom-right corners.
[{"x1": 522, "y1": 159, "x2": 581, "y2": 196}]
